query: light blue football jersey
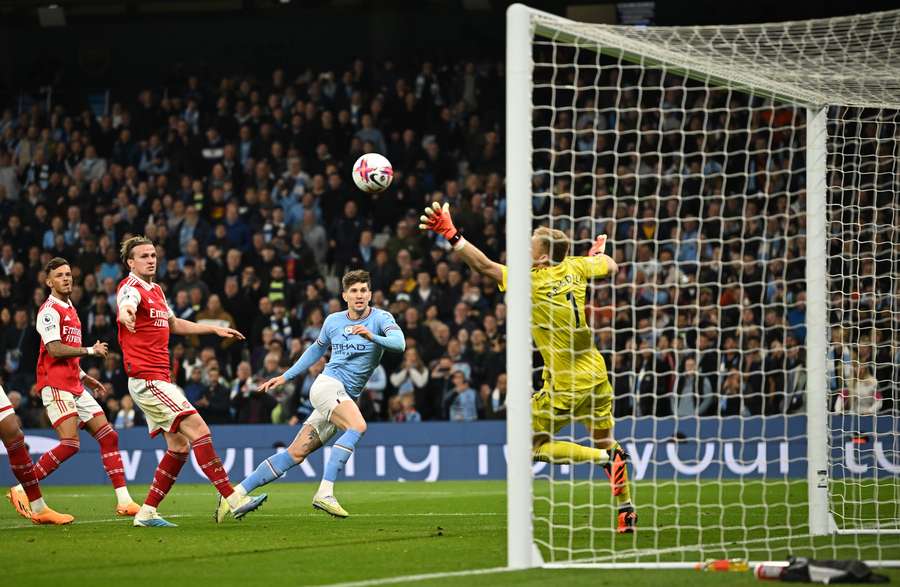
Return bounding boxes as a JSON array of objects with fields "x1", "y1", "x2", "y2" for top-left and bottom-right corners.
[{"x1": 316, "y1": 307, "x2": 403, "y2": 397}]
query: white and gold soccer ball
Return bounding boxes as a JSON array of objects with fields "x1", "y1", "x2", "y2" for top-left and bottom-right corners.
[{"x1": 352, "y1": 153, "x2": 394, "y2": 193}]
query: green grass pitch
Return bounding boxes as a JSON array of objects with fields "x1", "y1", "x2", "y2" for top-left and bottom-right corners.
[{"x1": 3, "y1": 480, "x2": 898, "y2": 586}]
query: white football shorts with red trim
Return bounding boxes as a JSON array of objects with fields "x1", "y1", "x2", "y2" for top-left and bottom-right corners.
[
  {"x1": 0, "y1": 386, "x2": 14, "y2": 424},
  {"x1": 40, "y1": 386, "x2": 104, "y2": 428},
  {"x1": 127, "y1": 378, "x2": 196, "y2": 437}
]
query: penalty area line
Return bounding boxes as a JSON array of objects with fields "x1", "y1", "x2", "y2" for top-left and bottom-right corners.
[{"x1": 313, "y1": 566, "x2": 515, "y2": 587}]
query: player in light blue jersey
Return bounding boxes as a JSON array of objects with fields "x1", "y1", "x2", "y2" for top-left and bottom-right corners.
[{"x1": 215, "y1": 270, "x2": 405, "y2": 520}]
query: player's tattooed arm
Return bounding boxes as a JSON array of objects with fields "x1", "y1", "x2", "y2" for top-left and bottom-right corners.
[{"x1": 46, "y1": 340, "x2": 108, "y2": 358}]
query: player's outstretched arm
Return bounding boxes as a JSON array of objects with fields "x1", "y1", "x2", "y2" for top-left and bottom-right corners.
[
  {"x1": 257, "y1": 375, "x2": 286, "y2": 393},
  {"x1": 280, "y1": 340, "x2": 329, "y2": 384},
  {"x1": 168, "y1": 316, "x2": 246, "y2": 340},
  {"x1": 419, "y1": 202, "x2": 504, "y2": 285},
  {"x1": 585, "y1": 233, "x2": 618, "y2": 277},
  {"x1": 116, "y1": 285, "x2": 141, "y2": 333}
]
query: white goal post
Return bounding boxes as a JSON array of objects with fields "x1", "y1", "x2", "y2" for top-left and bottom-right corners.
[{"x1": 505, "y1": 3, "x2": 900, "y2": 569}]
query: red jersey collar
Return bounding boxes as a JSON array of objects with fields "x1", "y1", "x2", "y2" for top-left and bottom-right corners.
[
  {"x1": 129, "y1": 272, "x2": 154, "y2": 291},
  {"x1": 47, "y1": 294, "x2": 71, "y2": 308}
]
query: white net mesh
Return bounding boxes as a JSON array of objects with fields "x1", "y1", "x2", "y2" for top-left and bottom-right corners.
[
  {"x1": 826, "y1": 106, "x2": 900, "y2": 534},
  {"x1": 519, "y1": 7, "x2": 900, "y2": 566}
]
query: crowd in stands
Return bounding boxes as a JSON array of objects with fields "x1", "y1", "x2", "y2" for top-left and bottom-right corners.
[
  {"x1": 0, "y1": 59, "x2": 510, "y2": 427},
  {"x1": 0, "y1": 53, "x2": 894, "y2": 429}
]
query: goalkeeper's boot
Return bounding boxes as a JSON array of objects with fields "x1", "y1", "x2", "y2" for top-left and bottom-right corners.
[
  {"x1": 312, "y1": 494, "x2": 349, "y2": 518},
  {"x1": 7, "y1": 486, "x2": 31, "y2": 519},
  {"x1": 31, "y1": 507, "x2": 74, "y2": 526},
  {"x1": 214, "y1": 493, "x2": 231, "y2": 523},
  {"x1": 617, "y1": 505, "x2": 637, "y2": 534},
  {"x1": 603, "y1": 442, "x2": 629, "y2": 497},
  {"x1": 232, "y1": 493, "x2": 268, "y2": 520}
]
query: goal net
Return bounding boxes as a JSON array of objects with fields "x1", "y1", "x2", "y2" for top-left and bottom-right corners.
[{"x1": 505, "y1": 5, "x2": 900, "y2": 569}]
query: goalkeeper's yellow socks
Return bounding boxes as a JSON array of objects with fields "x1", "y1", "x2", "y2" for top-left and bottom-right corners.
[{"x1": 533, "y1": 441, "x2": 609, "y2": 464}]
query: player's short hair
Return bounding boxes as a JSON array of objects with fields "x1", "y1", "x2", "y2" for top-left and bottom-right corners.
[
  {"x1": 120, "y1": 236, "x2": 155, "y2": 263},
  {"x1": 342, "y1": 270, "x2": 371, "y2": 291},
  {"x1": 533, "y1": 226, "x2": 570, "y2": 264},
  {"x1": 44, "y1": 257, "x2": 70, "y2": 274}
]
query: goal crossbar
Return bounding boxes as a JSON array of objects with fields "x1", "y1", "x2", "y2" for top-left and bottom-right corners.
[{"x1": 529, "y1": 8, "x2": 900, "y2": 109}]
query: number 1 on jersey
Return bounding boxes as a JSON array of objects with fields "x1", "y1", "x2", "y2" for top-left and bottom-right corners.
[{"x1": 565, "y1": 291, "x2": 581, "y2": 328}]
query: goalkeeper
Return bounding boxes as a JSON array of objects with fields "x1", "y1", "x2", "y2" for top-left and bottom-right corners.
[{"x1": 420, "y1": 202, "x2": 636, "y2": 534}]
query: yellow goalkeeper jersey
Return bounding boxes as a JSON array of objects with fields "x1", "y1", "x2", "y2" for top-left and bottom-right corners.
[{"x1": 499, "y1": 256, "x2": 610, "y2": 396}]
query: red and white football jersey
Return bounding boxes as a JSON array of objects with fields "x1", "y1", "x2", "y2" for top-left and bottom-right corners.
[
  {"x1": 116, "y1": 273, "x2": 172, "y2": 382},
  {"x1": 35, "y1": 295, "x2": 84, "y2": 395}
]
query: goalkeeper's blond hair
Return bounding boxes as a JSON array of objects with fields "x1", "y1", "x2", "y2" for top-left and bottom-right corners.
[{"x1": 533, "y1": 226, "x2": 570, "y2": 264}]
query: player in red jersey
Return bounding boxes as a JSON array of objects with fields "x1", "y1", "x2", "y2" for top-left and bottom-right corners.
[
  {"x1": 1, "y1": 383, "x2": 73, "y2": 524},
  {"x1": 116, "y1": 236, "x2": 267, "y2": 527},
  {"x1": 5, "y1": 257, "x2": 141, "y2": 519}
]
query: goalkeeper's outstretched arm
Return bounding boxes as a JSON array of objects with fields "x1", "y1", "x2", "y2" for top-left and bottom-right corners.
[
  {"x1": 586, "y1": 233, "x2": 619, "y2": 277},
  {"x1": 454, "y1": 237, "x2": 504, "y2": 284},
  {"x1": 419, "y1": 202, "x2": 504, "y2": 284},
  {"x1": 419, "y1": 202, "x2": 618, "y2": 283}
]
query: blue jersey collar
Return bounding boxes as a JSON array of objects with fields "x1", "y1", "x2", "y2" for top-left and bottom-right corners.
[{"x1": 345, "y1": 306, "x2": 372, "y2": 322}]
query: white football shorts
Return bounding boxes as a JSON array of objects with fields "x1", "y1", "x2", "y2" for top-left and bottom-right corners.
[
  {"x1": 127, "y1": 378, "x2": 196, "y2": 437},
  {"x1": 40, "y1": 386, "x2": 104, "y2": 428}
]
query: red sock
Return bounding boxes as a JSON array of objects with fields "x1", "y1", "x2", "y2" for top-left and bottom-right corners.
[
  {"x1": 191, "y1": 434, "x2": 234, "y2": 499},
  {"x1": 4, "y1": 434, "x2": 42, "y2": 502},
  {"x1": 145, "y1": 449, "x2": 188, "y2": 508},
  {"x1": 34, "y1": 438, "x2": 80, "y2": 480},
  {"x1": 92, "y1": 423, "x2": 126, "y2": 489}
]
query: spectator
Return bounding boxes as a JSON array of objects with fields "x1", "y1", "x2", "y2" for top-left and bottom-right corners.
[
  {"x1": 289, "y1": 356, "x2": 324, "y2": 426},
  {"x1": 720, "y1": 370, "x2": 744, "y2": 416},
  {"x1": 197, "y1": 364, "x2": 232, "y2": 424},
  {"x1": 114, "y1": 394, "x2": 142, "y2": 429},
  {"x1": 101, "y1": 352, "x2": 128, "y2": 398},
  {"x1": 2, "y1": 307, "x2": 38, "y2": 391},
  {"x1": 268, "y1": 299, "x2": 299, "y2": 347},
  {"x1": 444, "y1": 370, "x2": 478, "y2": 422},
  {"x1": 232, "y1": 368, "x2": 278, "y2": 424},
  {"x1": 835, "y1": 363, "x2": 882, "y2": 415},
  {"x1": 173, "y1": 259, "x2": 209, "y2": 301},
  {"x1": 399, "y1": 395, "x2": 422, "y2": 422},
  {"x1": 387, "y1": 395, "x2": 404, "y2": 422},
  {"x1": 183, "y1": 366, "x2": 207, "y2": 404},
  {"x1": 193, "y1": 293, "x2": 239, "y2": 359},
  {"x1": 674, "y1": 356, "x2": 715, "y2": 416},
  {"x1": 424, "y1": 355, "x2": 455, "y2": 420},
  {"x1": 480, "y1": 372, "x2": 507, "y2": 420},
  {"x1": 390, "y1": 348, "x2": 429, "y2": 398},
  {"x1": 359, "y1": 364, "x2": 387, "y2": 421}
]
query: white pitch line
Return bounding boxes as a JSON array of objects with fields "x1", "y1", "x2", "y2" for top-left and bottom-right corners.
[
  {"x1": 585, "y1": 532, "x2": 816, "y2": 562},
  {"x1": 0, "y1": 511, "x2": 504, "y2": 530},
  {"x1": 312, "y1": 567, "x2": 514, "y2": 587},
  {"x1": 45, "y1": 489, "x2": 506, "y2": 499},
  {"x1": 0, "y1": 513, "x2": 192, "y2": 529}
]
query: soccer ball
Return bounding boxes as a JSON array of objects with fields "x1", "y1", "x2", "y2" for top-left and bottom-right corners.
[{"x1": 352, "y1": 153, "x2": 393, "y2": 193}]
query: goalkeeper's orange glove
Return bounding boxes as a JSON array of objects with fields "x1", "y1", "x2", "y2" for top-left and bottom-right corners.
[
  {"x1": 588, "y1": 233, "x2": 608, "y2": 256},
  {"x1": 419, "y1": 202, "x2": 464, "y2": 247}
]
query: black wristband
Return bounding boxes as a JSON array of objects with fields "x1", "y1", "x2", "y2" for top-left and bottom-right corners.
[{"x1": 448, "y1": 231, "x2": 462, "y2": 246}]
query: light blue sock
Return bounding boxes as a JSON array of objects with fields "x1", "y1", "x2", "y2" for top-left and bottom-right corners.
[
  {"x1": 323, "y1": 429, "x2": 362, "y2": 483},
  {"x1": 239, "y1": 450, "x2": 298, "y2": 494}
]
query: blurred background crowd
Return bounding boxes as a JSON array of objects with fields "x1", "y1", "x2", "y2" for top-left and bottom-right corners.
[{"x1": 0, "y1": 49, "x2": 895, "y2": 429}]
